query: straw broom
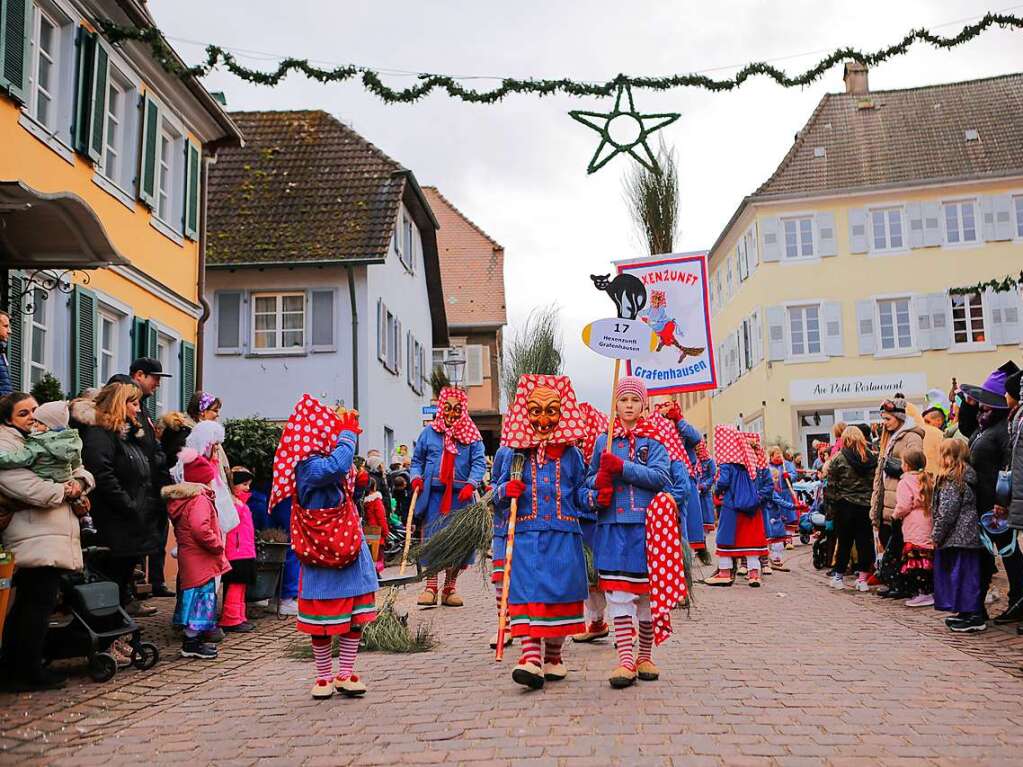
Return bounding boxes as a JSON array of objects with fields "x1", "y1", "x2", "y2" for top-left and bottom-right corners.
[{"x1": 411, "y1": 490, "x2": 495, "y2": 578}]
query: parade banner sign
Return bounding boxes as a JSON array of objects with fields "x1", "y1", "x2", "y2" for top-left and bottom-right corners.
[
  {"x1": 581, "y1": 317, "x2": 659, "y2": 359},
  {"x1": 612, "y1": 251, "x2": 716, "y2": 395}
]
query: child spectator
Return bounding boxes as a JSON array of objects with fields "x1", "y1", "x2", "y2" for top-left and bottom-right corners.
[
  {"x1": 931, "y1": 439, "x2": 985, "y2": 632},
  {"x1": 892, "y1": 448, "x2": 935, "y2": 607},
  {"x1": 0, "y1": 401, "x2": 95, "y2": 535},
  {"x1": 165, "y1": 448, "x2": 231, "y2": 659},
  {"x1": 362, "y1": 476, "x2": 389, "y2": 574},
  {"x1": 220, "y1": 467, "x2": 257, "y2": 633}
]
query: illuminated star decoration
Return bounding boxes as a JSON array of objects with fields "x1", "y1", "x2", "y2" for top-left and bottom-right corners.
[{"x1": 569, "y1": 81, "x2": 680, "y2": 174}]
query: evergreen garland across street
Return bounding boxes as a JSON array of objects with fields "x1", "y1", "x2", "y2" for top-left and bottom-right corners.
[{"x1": 98, "y1": 13, "x2": 1023, "y2": 101}]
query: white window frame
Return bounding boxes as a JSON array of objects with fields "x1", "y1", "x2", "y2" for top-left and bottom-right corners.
[
  {"x1": 98, "y1": 309, "x2": 121, "y2": 385},
  {"x1": 786, "y1": 303, "x2": 823, "y2": 359},
  {"x1": 782, "y1": 216, "x2": 816, "y2": 261},
  {"x1": 98, "y1": 62, "x2": 139, "y2": 197},
  {"x1": 869, "y1": 206, "x2": 906, "y2": 253},
  {"x1": 1013, "y1": 194, "x2": 1023, "y2": 239},
  {"x1": 874, "y1": 295, "x2": 915, "y2": 355},
  {"x1": 949, "y1": 291, "x2": 990, "y2": 349},
  {"x1": 21, "y1": 0, "x2": 76, "y2": 155},
  {"x1": 148, "y1": 104, "x2": 187, "y2": 237},
  {"x1": 154, "y1": 333, "x2": 174, "y2": 415},
  {"x1": 251, "y1": 292, "x2": 306, "y2": 353},
  {"x1": 942, "y1": 199, "x2": 979, "y2": 245},
  {"x1": 24, "y1": 286, "x2": 52, "y2": 386}
]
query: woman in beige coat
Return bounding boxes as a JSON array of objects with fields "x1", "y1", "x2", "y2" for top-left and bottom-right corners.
[
  {"x1": 0, "y1": 392, "x2": 94, "y2": 691},
  {"x1": 870, "y1": 396, "x2": 924, "y2": 589}
]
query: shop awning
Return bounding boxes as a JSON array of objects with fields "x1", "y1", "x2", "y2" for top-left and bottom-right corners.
[{"x1": 0, "y1": 181, "x2": 129, "y2": 269}]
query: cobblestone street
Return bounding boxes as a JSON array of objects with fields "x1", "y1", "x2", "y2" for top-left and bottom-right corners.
[{"x1": 5, "y1": 545, "x2": 1023, "y2": 766}]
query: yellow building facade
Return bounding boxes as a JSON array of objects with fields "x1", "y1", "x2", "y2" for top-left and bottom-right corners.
[
  {"x1": 1, "y1": 0, "x2": 240, "y2": 410},
  {"x1": 686, "y1": 67, "x2": 1023, "y2": 457}
]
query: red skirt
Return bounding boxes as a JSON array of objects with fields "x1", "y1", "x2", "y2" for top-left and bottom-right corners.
[
  {"x1": 715, "y1": 511, "x2": 768, "y2": 558},
  {"x1": 900, "y1": 544, "x2": 934, "y2": 574},
  {"x1": 508, "y1": 601, "x2": 585, "y2": 638},
  {"x1": 297, "y1": 592, "x2": 377, "y2": 636},
  {"x1": 656, "y1": 321, "x2": 677, "y2": 345},
  {"x1": 597, "y1": 572, "x2": 650, "y2": 595}
]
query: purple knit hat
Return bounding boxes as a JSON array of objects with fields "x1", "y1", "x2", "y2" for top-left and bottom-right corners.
[
  {"x1": 960, "y1": 360, "x2": 1020, "y2": 409},
  {"x1": 614, "y1": 376, "x2": 648, "y2": 407}
]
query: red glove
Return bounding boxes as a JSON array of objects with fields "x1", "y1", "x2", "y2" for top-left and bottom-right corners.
[
  {"x1": 782, "y1": 472, "x2": 791, "y2": 481},
  {"x1": 336, "y1": 408, "x2": 362, "y2": 435},
  {"x1": 663, "y1": 402, "x2": 683, "y2": 423},
  {"x1": 600, "y1": 452, "x2": 624, "y2": 475},
  {"x1": 597, "y1": 486, "x2": 614, "y2": 507},
  {"x1": 595, "y1": 469, "x2": 614, "y2": 491},
  {"x1": 458, "y1": 484, "x2": 476, "y2": 503},
  {"x1": 411, "y1": 477, "x2": 424, "y2": 493},
  {"x1": 355, "y1": 469, "x2": 369, "y2": 489},
  {"x1": 504, "y1": 479, "x2": 526, "y2": 499}
]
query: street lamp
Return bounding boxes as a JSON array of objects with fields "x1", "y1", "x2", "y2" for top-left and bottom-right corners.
[{"x1": 443, "y1": 347, "x2": 467, "y2": 389}]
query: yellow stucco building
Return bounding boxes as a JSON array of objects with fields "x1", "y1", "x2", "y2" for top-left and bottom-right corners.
[
  {"x1": 1, "y1": 0, "x2": 240, "y2": 410},
  {"x1": 684, "y1": 65, "x2": 1023, "y2": 457}
]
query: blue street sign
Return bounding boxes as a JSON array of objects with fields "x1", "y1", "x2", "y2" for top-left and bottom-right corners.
[{"x1": 422, "y1": 405, "x2": 438, "y2": 416}]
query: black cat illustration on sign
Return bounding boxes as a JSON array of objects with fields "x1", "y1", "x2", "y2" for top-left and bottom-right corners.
[{"x1": 591, "y1": 273, "x2": 648, "y2": 320}]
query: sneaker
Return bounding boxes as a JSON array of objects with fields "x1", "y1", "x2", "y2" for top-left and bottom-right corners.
[
  {"x1": 180, "y1": 639, "x2": 218, "y2": 659},
  {"x1": 279, "y1": 598, "x2": 299, "y2": 616},
  {"x1": 992, "y1": 599, "x2": 1023, "y2": 624},
  {"x1": 866, "y1": 573, "x2": 882, "y2": 587},
  {"x1": 948, "y1": 614, "x2": 987, "y2": 633},
  {"x1": 854, "y1": 578, "x2": 870, "y2": 593},
  {"x1": 830, "y1": 574, "x2": 845, "y2": 589},
  {"x1": 125, "y1": 600, "x2": 158, "y2": 618},
  {"x1": 222, "y1": 621, "x2": 255, "y2": 633},
  {"x1": 904, "y1": 594, "x2": 935, "y2": 608}
]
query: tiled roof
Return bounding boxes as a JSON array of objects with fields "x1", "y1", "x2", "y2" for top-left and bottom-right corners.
[
  {"x1": 756, "y1": 72, "x2": 1023, "y2": 198},
  {"x1": 422, "y1": 187, "x2": 507, "y2": 327},
  {"x1": 206, "y1": 110, "x2": 405, "y2": 265}
]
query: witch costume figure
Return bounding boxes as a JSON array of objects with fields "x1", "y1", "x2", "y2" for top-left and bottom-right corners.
[
  {"x1": 268, "y1": 395, "x2": 377, "y2": 700},
  {"x1": 696, "y1": 440, "x2": 718, "y2": 533},
  {"x1": 641, "y1": 290, "x2": 705, "y2": 362},
  {"x1": 705, "y1": 426, "x2": 772, "y2": 588},
  {"x1": 493, "y1": 374, "x2": 591, "y2": 689},
  {"x1": 410, "y1": 386, "x2": 486, "y2": 607},
  {"x1": 572, "y1": 402, "x2": 612, "y2": 644},
  {"x1": 588, "y1": 377, "x2": 684, "y2": 689}
]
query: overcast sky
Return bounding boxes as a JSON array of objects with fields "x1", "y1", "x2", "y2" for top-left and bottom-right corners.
[{"x1": 151, "y1": 0, "x2": 1023, "y2": 407}]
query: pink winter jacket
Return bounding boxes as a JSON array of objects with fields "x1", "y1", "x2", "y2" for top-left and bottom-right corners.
[
  {"x1": 892, "y1": 472, "x2": 933, "y2": 548},
  {"x1": 163, "y1": 482, "x2": 231, "y2": 590},
  {"x1": 225, "y1": 497, "x2": 256, "y2": 561}
]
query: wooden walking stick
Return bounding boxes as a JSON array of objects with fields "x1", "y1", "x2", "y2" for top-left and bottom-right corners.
[
  {"x1": 398, "y1": 488, "x2": 420, "y2": 577},
  {"x1": 495, "y1": 453, "x2": 526, "y2": 661}
]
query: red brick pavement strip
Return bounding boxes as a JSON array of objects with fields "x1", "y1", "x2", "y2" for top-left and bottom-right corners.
[{"x1": 6, "y1": 550, "x2": 1023, "y2": 765}]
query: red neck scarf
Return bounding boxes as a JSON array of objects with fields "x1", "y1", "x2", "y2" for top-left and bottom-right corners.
[{"x1": 432, "y1": 387, "x2": 482, "y2": 455}]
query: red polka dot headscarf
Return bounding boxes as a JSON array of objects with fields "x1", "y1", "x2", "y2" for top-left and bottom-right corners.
[
  {"x1": 269, "y1": 394, "x2": 346, "y2": 510},
  {"x1": 647, "y1": 412, "x2": 694, "y2": 475},
  {"x1": 577, "y1": 402, "x2": 609, "y2": 464},
  {"x1": 713, "y1": 424, "x2": 760, "y2": 480},
  {"x1": 501, "y1": 374, "x2": 588, "y2": 465},
  {"x1": 432, "y1": 386, "x2": 483, "y2": 455}
]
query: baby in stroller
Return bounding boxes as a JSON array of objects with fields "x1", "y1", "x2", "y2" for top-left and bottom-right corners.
[{"x1": 796, "y1": 480, "x2": 835, "y2": 569}]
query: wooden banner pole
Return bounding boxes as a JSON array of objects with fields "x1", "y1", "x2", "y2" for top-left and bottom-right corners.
[{"x1": 605, "y1": 359, "x2": 621, "y2": 452}]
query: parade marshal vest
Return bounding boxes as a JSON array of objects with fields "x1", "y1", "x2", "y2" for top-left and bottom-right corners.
[{"x1": 290, "y1": 495, "x2": 364, "y2": 569}]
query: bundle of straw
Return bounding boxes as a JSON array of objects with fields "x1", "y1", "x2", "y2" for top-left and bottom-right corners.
[
  {"x1": 582, "y1": 543, "x2": 597, "y2": 586},
  {"x1": 362, "y1": 587, "x2": 436, "y2": 653},
  {"x1": 411, "y1": 490, "x2": 495, "y2": 578}
]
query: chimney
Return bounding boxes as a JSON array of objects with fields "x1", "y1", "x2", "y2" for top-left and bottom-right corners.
[{"x1": 843, "y1": 62, "x2": 869, "y2": 95}]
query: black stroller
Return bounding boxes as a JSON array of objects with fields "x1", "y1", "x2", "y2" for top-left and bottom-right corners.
[{"x1": 44, "y1": 547, "x2": 159, "y2": 682}]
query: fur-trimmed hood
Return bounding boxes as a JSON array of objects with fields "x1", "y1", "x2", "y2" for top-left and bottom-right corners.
[
  {"x1": 160, "y1": 411, "x2": 195, "y2": 433},
  {"x1": 69, "y1": 396, "x2": 98, "y2": 427},
  {"x1": 162, "y1": 481, "x2": 210, "y2": 501}
]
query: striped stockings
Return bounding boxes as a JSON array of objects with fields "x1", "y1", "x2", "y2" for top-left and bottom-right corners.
[
  {"x1": 337, "y1": 632, "x2": 360, "y2": 680},
  {"x1": 519, "y1": 637, "x2": 542, "y2": 666},
  {"x1": 637, "y1": 620, "x2": 654, "y2": 663},
  {"x1": 442, "y1": 568, "x2": 460, "y2": 594},
  {"x1": 310, "y1": 636, "x2": 333, "y2": 681},
  {"x1": 544, "y1": 638, "x2": 564, "y2": 664},
  {"x1": 425, "y1": 575, "x2": 439, "y2": 593},
  {"x1": 612, "y1": 616, "x2": 635, "y2": 671}
]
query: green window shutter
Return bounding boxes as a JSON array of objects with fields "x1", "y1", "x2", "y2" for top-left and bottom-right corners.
[
  {"x1": 131, "y1": 317, "x2": 150, "y2": 360},
  {"x1": 179, "y1": 341, "x2": 195, "y2": 409},
  {"x1": 183, "y1": 140, "x2": 200, "y2": 239},
  {"x1": 139, "y1": 94, "x2": 160, "y2": 207},
  {"x1": 72, "y1": 29, "x2": 96, "y2": 154},
  {"x1": 87, "y1": 42, "x2": 108, "y2": 162},
  {"x1": 0, "y1": 0, "x2": 33, "y2": 103},
  {"x1": 6, "y1": 275, "x2": 24, "y2": 391},
  {"x1": 71, "y1": 286, "x2": 98, "y2": 395}
]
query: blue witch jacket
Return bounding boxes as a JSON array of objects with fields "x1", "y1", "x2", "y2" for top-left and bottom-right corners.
[
  {"x1": 586, "y1": 433, "x2": 670, "y2": 526},
  {"x1": 675, "y1": 418, "x2": 702, "y2": 476},
  {"x1": 493, "y1": 447, "x2": 591, "y2": 535},
  {"x1": 410, "y1": 426, "x2": 486, "y2": 519}
]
